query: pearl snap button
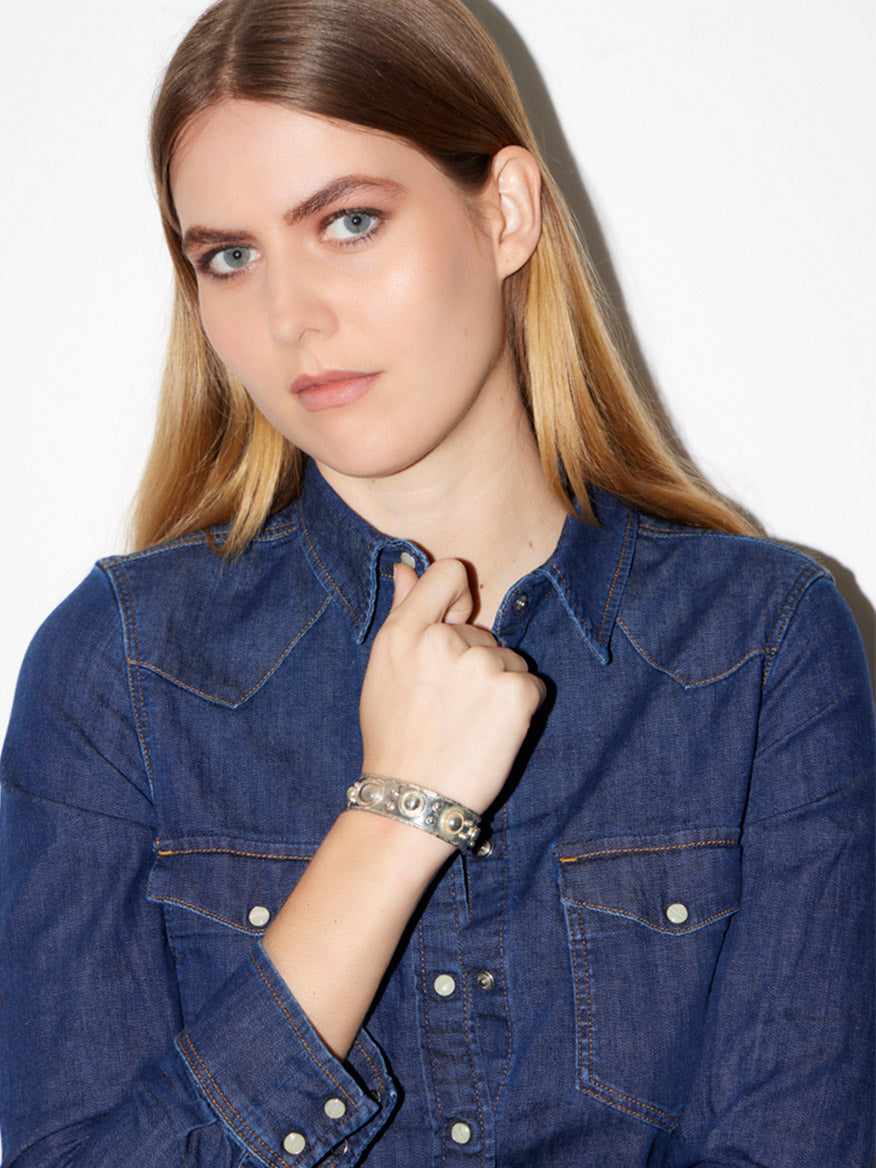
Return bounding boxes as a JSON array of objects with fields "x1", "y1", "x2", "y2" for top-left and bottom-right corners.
[
  {"x1": 434, "y1": 974, "x2": 457, "y2": 997},
  {"x1": 399, "y1": 551, "x2": 417, "y2": 568},
  {"x1": 283, "y1": 1131, "x2": 306, "y2": 1154},
  {"x1": 248, "y1": 905, "x2": 271, "y2": 928},
  {"x1": 665, "y1": 902, "x2": 690, "y2": 925},
  {"x1": 324, "y1": 1097, "x2": 346, "y2": 1119},
  {"x1": 451, "y1": 1122, "x2": 472, "y2": 1144},
  {"x1": 475, "y1": 969, "x2": 496, "y2": 991}
]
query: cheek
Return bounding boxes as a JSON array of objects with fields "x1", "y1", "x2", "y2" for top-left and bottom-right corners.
[
  {"x1": 379, "y1": 228, "x2": 502, "y2": 357},
  {"x1": 199, "y1": 295, "x2": 259, "y2": 377}
]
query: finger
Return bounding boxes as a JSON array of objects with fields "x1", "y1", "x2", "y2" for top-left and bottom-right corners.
[
  {"x1": 494, "y1": 647, "x2": 531, "y2": 674},
  {"x1": 391, "y1": 558, "x2": 473, "y2": 628},
  {"x1": 458, "y1": 641, "x2": 536, "y2": 675},
  {"x1": 446, "y1": 623, "x2": 498, "y2": 650},
  {"x1": 390, "y1": 561, "x2": 419, "y2": 611}
]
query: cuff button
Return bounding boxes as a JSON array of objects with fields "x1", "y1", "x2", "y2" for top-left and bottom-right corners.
[
  {"x1": 283, "y1": 1132, "x2": 306, "y2": 1155},
  {"x1": 324, "y1": 1097, "x2": 347, "y2": 1119}
]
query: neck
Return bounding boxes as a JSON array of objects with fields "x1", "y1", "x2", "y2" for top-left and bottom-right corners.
[{"x1": 317, "y1": 389, "x2": 567, "y2": 628}]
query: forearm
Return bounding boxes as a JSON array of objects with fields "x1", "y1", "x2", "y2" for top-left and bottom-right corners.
[
  {"x1": 262, "y1": 559, "x2": 544, "y2": 1060},
  {"x1": 263, "y1": 808, "x2": 453, "y2": 1057}
]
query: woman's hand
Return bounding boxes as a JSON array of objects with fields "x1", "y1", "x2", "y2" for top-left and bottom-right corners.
[
  {"x1": 263, "y1": 558, "x2": 545, "y2": 1058},
  {"x1": 359, "y1": 559, "x2": 546, "y2": 813}
]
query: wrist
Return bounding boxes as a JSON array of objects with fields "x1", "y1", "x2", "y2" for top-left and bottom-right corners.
[
  {"x1": 347, "y1": 773, "x2": 481, "y2": 853},
  {"x1": 336, "y1": 807, "x2": 454, "y2": 890}
]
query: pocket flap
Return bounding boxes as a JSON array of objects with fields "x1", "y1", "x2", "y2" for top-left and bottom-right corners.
[
  {"x1": 149, "y1": 837, "x2": 316, "y2": 934},
  {"x1": 558, "y1": 829, "x2": 741, "y2": 934}
]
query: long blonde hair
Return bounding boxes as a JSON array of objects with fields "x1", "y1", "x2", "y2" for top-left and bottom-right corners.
[{"x1": 135, "y1": 0, "x2": 753, "y2": 555}]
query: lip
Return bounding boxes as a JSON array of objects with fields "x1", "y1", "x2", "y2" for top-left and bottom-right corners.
[{"x1": 290, "y1": 369, "x2": 380, "y2": 413}]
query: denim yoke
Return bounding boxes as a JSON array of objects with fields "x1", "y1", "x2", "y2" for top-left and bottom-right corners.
[{"x1": 0, "y1": 467, "x2": 873, "y2": 1168}]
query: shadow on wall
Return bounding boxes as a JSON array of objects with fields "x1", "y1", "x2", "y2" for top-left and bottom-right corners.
[{"x1": 468, "y1": 0, "x2": 876, "y2": 689}]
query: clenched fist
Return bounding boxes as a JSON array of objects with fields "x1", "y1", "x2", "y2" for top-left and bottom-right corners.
[{"x1": 359, "y1": 558, "x2": 546, "y2": 813}]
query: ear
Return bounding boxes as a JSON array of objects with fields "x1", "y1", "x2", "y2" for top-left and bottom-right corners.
[{"x1": 482, "y1": 146, "x2": 542, "y2": 278}]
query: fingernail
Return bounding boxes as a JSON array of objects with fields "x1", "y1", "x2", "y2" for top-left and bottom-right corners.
[{"x1": 399, "y1": 551, "x2": 417, "y2": 569}]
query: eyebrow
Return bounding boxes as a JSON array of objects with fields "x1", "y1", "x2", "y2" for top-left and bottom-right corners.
[{"x1": 180, "y1": 175, "x2": 404, "y2": 254}]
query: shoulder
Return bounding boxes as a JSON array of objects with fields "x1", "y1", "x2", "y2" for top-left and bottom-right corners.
[
  {"x1": 3, "y1": 564, "x2": 152, "y2": 814},
  {"x1": 94, "y1": 503, "x2": 328, "y2": 708},
  {"x1": 630, "y1": 512, "x2": 828, "y2": 622},
  {"x1": 616, "y1": 508, "x2": 840, "y2": 690}
]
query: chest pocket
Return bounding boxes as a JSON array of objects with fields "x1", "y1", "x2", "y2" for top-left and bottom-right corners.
[
  {"x1": 557, "y1": 829, "x2": 741, "y2": 1129},
  {"x1": 149, "y1": 837, "x2": 316, "y2": 1021}
]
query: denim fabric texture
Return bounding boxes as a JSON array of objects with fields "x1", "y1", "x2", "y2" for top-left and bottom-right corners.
[{"x1": 1, "y1": 464, "x2": 873, "y2": 1167}]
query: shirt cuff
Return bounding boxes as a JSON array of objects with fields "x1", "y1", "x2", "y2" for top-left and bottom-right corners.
[{"x1": 175, "y1": 941, "x2": 397, "y2": 1167}]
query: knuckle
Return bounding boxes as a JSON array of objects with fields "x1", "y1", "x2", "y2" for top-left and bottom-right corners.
[
  {"x1": 421, "y1": 621, "x2": 456, "y2": 653},
  {"x1": 435, "y1": 556, "x2": 467, "y2": 583},
  {"x1": 504, "y1": 671, "x2": 543, "y2": 713}
]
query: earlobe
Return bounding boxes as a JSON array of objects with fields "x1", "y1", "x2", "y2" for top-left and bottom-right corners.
[{"x1": 489, "y1": 146, "x2": 542, "y2": 277}]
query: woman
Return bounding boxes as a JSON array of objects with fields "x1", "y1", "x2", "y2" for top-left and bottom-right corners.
[{"x1": 0, "y1": 0, "x2": 872, "y2": 1165}]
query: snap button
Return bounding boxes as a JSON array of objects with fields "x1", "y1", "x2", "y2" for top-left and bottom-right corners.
[
  {"x1": 451, "y1": 1122, "x2": 472, "y2": 1145},
  {"x1": 248, "y1": 905, "x2": 271, "y2": 928},
  {"x1": 324, "y1": 1097, "x2": 346, "y2": 1119},
  {"x1": 665, "y1": 902, "x2": 689, "y2": 925},
  {"x1": 399, "y1": 551, "x2": 417, "y2": 568},
  {"x1": 283, "y1": 1132, "x2": 306, "y2": 1155},
  {"x1": 511, "y1": 592, "x2": 529, "y2": 615},
  {"x1": 474, "y1": 837, "x2": 494, "y2": 859},
  {"x1": 433, "y1": 973, "x2": 457, "y2": 997},
  {"x1": 475, "y1": 969, "x2": 496, "y2": 992}
]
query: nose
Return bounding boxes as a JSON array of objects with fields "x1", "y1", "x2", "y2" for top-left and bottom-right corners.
[{"x1": 265, "y1": 258, "x2": 338, "y2": 347}]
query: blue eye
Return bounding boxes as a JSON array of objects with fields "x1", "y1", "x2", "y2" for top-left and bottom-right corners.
[
  {"x1": 324, "y1": 211, "x2": 379, "y2": 242},
  {"x1": 206, "y1": 245, "x2": 258, "y2": 276}
]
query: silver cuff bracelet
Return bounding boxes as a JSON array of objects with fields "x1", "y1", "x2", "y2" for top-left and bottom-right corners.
[{"x1": 346, "y1": 773, "x2": 481, "y2": 852}]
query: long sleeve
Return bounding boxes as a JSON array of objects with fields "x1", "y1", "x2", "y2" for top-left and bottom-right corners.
[
  {"x1": 0, "y1": 568, "x2": 395, "y2": 1167},
  {"x1": 666, "y1": 576, "x2": 875, "y2": 1165}
]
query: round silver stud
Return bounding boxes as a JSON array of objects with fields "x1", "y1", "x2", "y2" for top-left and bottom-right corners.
[
  {"x1": 358, "y1": 780, "x2": 382, "y2": 805},
  {"x1": 475, "y1": 969, "x2": 496, "y2": 992},
  {"x1": 443, "y1": 811, "x2": 463, "y2": 834},
  {"x1": 401, "y1": 790, "x2": 426, "y2": 816}
]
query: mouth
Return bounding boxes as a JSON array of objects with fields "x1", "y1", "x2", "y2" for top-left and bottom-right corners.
[{"x1": 290, "y1": 369, "x2": 380, "y2": 413}]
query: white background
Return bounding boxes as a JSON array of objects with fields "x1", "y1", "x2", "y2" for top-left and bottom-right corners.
[{"x1": 1, "y1": 0, "x2": 873, "y2": 743}]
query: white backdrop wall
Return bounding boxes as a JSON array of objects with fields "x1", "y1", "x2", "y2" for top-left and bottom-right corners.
[{"x1": 1, "y1": 0, "x2": 873, "y2": 744}]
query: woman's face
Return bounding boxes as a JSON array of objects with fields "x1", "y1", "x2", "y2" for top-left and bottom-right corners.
[{"x1": 171, "y1": 99, "x2": 526, "y2": 485}]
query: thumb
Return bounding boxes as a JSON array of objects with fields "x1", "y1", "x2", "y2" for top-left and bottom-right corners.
[{"x1": 390, "y1": 561, "x2": 419, "y2": 611}]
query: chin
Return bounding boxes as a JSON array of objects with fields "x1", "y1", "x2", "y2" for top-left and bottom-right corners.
[{"x1": 308, "y1": 434, "x2": 444, "y2": 484}]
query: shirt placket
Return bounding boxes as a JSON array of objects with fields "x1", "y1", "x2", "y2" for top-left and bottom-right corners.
[{"x1": 414, "y1": 852, "x2": 501, "y2": 1167}]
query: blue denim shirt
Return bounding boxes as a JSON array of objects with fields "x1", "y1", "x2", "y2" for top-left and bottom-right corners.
[{"x1": 1, "y1": 466, "x2": 873, "y2": 1167}]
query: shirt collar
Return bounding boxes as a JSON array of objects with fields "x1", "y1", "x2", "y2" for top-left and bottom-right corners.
[
  {"x1": 295, "y1": 463, "x2": 637, "y2": 660},
  {"x1": 537, "y1": 487, "x2": 637, "y2": 664}
]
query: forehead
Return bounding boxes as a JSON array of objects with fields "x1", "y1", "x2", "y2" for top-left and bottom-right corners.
[{"x1": 170, "y1": 99, "x2": 449, "y2": 226}]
